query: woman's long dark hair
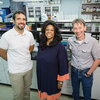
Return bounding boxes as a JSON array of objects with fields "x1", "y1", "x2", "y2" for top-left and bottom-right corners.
[{"x1": 39, "y1": 20, "x2": 62, "y2": 49}]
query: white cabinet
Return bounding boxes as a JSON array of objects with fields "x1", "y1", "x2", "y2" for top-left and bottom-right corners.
[
  {"x1": 26, "y1": 3, "x2": 60, "y2": 22},
  {"x1": 61, "y1": 67, "x2": 72, "y2": 95},
  {"x1": 61, "y1": 79, "x2": 72, "y2": 95},
  {"x1": 2, "y1": 59, "x2": 10, "y2": 84},
  {"x1": 92, "y1": 67, "x2": 100, "y2": 99},
  {"x1": 31, "y1": 60, "x2": 38, "y2": 89},
  {"x1": 44, "y1": 4, "x2": 60, "y2": 16},
  {"x1": 0, "y1": 58, "x2": 8, "y2": 84},
  {"x1": 26, "y1": 4, "x2": 43, "y2": 22}
]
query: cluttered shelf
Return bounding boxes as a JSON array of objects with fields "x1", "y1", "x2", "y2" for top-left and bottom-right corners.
[
  {"x1": 81, "y1": 11, "x2": 100, "y2": 14},
  {"x1": 0, "y1": 22, "x2": 100, "y2": 41}
]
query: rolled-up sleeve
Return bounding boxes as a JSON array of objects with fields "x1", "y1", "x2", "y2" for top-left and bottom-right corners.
[{"x1": 57, "y1": 44, "x2": 69, "y2": 81}]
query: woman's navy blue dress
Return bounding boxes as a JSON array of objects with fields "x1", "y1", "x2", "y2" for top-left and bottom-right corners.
[{"x1": 37, "y1": 42, "x2": 68, "y2": 96}]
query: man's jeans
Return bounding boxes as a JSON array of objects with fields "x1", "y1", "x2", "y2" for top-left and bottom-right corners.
[{"x1": 71, "y1": 66, "x2": 93, "y2": 100}]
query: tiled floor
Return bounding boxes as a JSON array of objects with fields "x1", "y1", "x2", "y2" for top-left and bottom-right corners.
[{"x1": 0, "y1": 84, "x2": 73, "y2": 100}]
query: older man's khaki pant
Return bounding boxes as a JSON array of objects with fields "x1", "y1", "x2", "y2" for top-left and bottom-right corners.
[{"x1": 9, "y1": 69, "x2": 33, "y2": 100}]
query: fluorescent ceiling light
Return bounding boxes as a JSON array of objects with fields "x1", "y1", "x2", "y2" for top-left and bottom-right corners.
[
  {"x1": 12, "y1": 0, "x2": 33, "y2": 2},
  {"x1": 12, "y1": 0, "x2": 44, "y2": 2},
  {"x1": 0, "y1": 1, "x2": 3, "y2": 4}
]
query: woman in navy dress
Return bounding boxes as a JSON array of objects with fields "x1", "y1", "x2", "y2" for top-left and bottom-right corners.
[{"x1": 37, "y1": 20, "x2": 69, "y2": 100}]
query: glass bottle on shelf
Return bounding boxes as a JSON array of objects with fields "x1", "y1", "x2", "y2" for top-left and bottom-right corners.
[
  {"x1": 28, "y1": 7, "x2": 34, "y2": 17},
  {"x1": 87, "y1": 0, "x2": 92, "y2": 3},
  {"x1": 95, "y1": 0, "x2": 98, "y2": 2},
  {"x1": 91, "y1": 24, "x2": 96, "y2": 32}
]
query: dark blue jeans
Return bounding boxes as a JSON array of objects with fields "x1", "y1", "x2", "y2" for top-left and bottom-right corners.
[{"x1": 71, "y1": 66, "x2": 93, "y2": 100}]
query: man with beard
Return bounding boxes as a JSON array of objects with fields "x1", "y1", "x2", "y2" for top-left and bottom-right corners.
[{"x1": 0, "y1": 11, "x2": 35, "y2": 100}]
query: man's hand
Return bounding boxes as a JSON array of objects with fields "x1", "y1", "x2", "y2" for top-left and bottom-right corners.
[
  {"x1": 29, "y1": 45, "x2": 34, "y2": 53},
  {"x1": 0, "y1": 48, "x2": 7, "y2": 60}
]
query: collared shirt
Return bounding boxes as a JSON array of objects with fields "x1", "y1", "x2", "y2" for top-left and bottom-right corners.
[
  {"x1": 68, "y1": 33, "x2": 100, "y2": 70},
  {"x1": 0, "y1": 28, "x2": 35, "y2": 73}
]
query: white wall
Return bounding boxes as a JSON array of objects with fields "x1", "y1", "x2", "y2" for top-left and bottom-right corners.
[
  {"x1": 61, "y1": 0, "x2": 81, "y2": 15},
  {"x1": 60, "y1": 0, "x2": 82, "y2": 21}
]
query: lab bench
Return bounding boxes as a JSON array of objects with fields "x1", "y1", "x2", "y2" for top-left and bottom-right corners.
[{"x1": 0, "y1": 57, "x2": 100, "y2": 99}]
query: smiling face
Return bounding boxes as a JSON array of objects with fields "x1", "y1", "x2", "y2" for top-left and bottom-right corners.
[
  {"x1": 45, "y1": 25, "x2": 55, "y2": 41},
  {"x1": 13, "y1": 13, "x2": 26, "y2": 31},
  {"x1": 73, "y1": 23, "x2": 86, "y2": 40}
]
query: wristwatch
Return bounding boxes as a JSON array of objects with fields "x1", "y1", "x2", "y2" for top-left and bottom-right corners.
[{"x1": 58, "y1": 81, "x2": 63, "y2": 85}]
